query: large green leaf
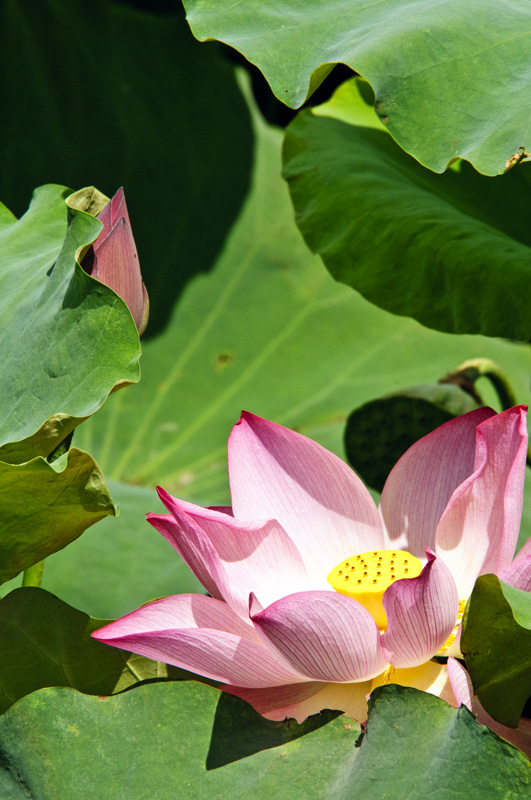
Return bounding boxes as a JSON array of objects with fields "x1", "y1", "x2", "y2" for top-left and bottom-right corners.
[
  {"x1": 184, "y1": 0, "x2": 531, "y2": 175},
  {"x1": 0, "y1": 0, "x2": 252, "y2": 337},
  {"x1": 0, "y1": 682, "x2": 527, "y2": 798},
  {"x1": 282, "y1": 83, "x2": 531, "y2": 339},
  {"x1": 0, "y1": 587, "x2": 197, "y2": 714},
  {"x1": 0, "y1": 184, "x2": 140, "y2": 462},
  {"x1": 350, "y1": 685, "x2": 530, "y2": 795},
  {"x1": 0, "y1": 588, "x2": 125, "y2": 713},
  {"x1": 0, "y1": 449, "x2": 117, "y2": 584},
  {"x1": 461, "y1": 575, "x2": 531, "y2": 727},
  {"x1": 42, "y1": 93, "x2": 530, "y2": 619}
]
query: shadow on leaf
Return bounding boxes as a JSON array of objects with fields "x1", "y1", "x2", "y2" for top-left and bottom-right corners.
[{"x1": 206, "y1": 691, "x2": 343, "y2": 769}]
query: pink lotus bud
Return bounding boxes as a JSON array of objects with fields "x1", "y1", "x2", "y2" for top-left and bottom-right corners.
[{"x1": 82, "y1": 188, "x2": 149, "y2": 336}]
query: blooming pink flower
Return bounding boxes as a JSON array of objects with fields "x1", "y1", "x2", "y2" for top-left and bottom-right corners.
[
  {"x1": 81, "y1": 188, "x2": 149, "y2": 336},
  {"x1": 93, "y1": 406, "x2": 529, "y2": 728}
]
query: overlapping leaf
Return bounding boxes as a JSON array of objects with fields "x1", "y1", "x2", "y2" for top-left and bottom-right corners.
[
  {"x1": 0, "y1": 587, "x2": 199, "y2": 714},
  {"x1": 0, "y1": 587, "x2": 125, "y2": 713},
  {"x1": 0, "y1": 0, "x2": 253, "y2": 337},
  {"x1": 0, "y1": 682, "x2": 527, "y2": 798},
  {"x1": 184, "y1": 0, "x2": 531, "y2": 175},
  {"x1": 0, "y1": 450, "x2": 117, "y2": 585},
  {"x1": 75, "y1": 105, "x2": 531, "y2": 495},
  {"x1": 0, "y1": 183, "x2": 143, "y2": 581},
  {"x1": 283, "y1": 80, "x2": 531, "y2": 339},
  {"x1": 461, "y1": 575, "x2": 531, "y2": 727},
  {"x1": 0, "y1": 184, "x2": 140, "y2": 462}
]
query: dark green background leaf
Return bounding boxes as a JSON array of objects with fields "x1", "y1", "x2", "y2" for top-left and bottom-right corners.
[
  {"x1": 0, "y1": 587, "x2": 193, "y2": 714},
  {"x1": 0, "y1": 682, "x2": 527, "y2": 798},
  {"x1": 0, "y1": 588, "x2": 125, "y2": 713},
  {"x1": 283, "y1": 100, "x2": 531, "y2": 339},
  {"x1": 461, "y1": 575, "x2": 531, "y2": 727},
  {"x1": 0, "y1": 0, "x2": 253, "y2": 337},
  {"x1": 184, "y1": 0, "x2": 531, "y2": 175},
  {"x1": 0, "y1": 184, "x2": 140, "y2": 461}
]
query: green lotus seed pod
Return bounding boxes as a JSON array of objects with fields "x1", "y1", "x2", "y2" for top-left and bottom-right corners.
[{"x1": 344, "y1": 383, "x2": 480, "y2": 493}]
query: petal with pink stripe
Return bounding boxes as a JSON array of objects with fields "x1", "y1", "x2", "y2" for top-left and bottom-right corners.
[
  {"x1": 147, "y1": 511, "x2": 226, "y2": 602},
  {"x1": 252, "y1": 591, "x2": 387, "y2": 682},
  {"x1": 435, "y1": 406, "x2": 528, "y2": 599},
  {"x1": 381, "y1": 551, "x2": 458, "y2": 669},
  {"x1": 499, "y1": 552, "x2": 531, "y2": 592},
  {"x1": 228, "y1": 412, "x2": 384, "y2": 581},
  {"x1": 153, "y1": 488, "x2": 313, "y2": 617},
  {"x1": 92, "y1": 594, "x2": 306, "y2": 688},
  {"x1": 379, "y1": 408, "x2": 494, "y2": 556}
]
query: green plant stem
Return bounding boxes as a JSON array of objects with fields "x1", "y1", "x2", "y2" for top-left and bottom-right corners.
[
  {"x1": 22, "y1": 560, "x2": 44, "y2": 588},
  {"x1": 453, "y1": 358, "x2": 519, "y2": 410},
  {"x1": 451, "y1": 358, "x2": 530, "y2": 466}
]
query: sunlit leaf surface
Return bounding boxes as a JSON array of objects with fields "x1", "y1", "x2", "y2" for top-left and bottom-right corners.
[
  {"x1": 0, "y1": 185, "x2": 140, "y2": 462},
  {"x1": 183, "y1": 0, "x2": 531, "y2": 174},
  {"x1": 0, "y1": 683, "x2": 527, "y2": 799},
  {"x1": 283, "y1": 80, "x2": 531, "y2": 339}
]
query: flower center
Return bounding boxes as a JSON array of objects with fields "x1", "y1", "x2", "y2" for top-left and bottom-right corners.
[{"x1": 327, "y1": 549, "x2": 422, "y2": 629}]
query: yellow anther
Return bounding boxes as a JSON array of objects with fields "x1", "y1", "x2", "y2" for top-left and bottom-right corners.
[
  {"x1": 439, "y1": 599, "x2": 467, "y2": 654},
  {"x1": 327, "y1": 549, "x2": 422, "y2": 629},
  {"x1": 382, "y1": 664, "x2": 396, "y2": 684}
]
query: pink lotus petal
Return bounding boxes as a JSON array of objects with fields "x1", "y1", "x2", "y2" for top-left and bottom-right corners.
[
  {"x1": 514, "y1": 535, "x2": 531, "y2": 561},
  {"x1": 92, "y1": 595, "x2": 306, "y2": 688},
  {"x1": 448, "y1": 658, "x2": 531, "y2": 758},
  {"x1": 93, "y1": 217, "x2": 145, "y2": 328},
  {"x1": 147, "y1": 512, "x2": 226, "y2": 603},
  {"x1": 447, "y1": 657, "x2": 474, "y2": 709},
  {"x1": 93, "y1": 194, "x2": 114, "y2": 248},
  {"x1": 381, "y1": 550, "x2": 459, "y2": 669},
  {"x1": 249, "y1": 592, "x2": 263, "y2": 616},
  {"x1": 379, "y1": 408, "x2": 495, "y2": 555},
  {"x1": 153, "y1": 488, "x2": 312, "y2": 617},
  {"x1": 223, "y1": 680, "x2": 371, "y2": 723},
  {"x1": 252, "y1": 591, "x2": 387, "y2": 682},
  {"x1": 228, "y1": 412, "x2": 384, "y2": 581},
  {"x1": 94, "y1": 187, "x2": 131, "y2": 248},
  {"x1": 499, "y1": 553, "x2": 531, "y2": 591},
  {"x1": 435, "y1": 406, "x2": 528, "y2": 598}
]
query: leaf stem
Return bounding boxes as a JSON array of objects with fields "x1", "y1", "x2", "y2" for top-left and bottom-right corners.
[{"x1": 22, "y1": 560, "x2": 44, "y2": 588}]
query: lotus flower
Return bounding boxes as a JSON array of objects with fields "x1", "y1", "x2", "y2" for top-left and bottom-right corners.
[
  {"x1": 93, "y1": 406, "x2": 529, "y2": 727},
  {"x1": 81, "y1": 188, "x2": 149, "y2": 336}
]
